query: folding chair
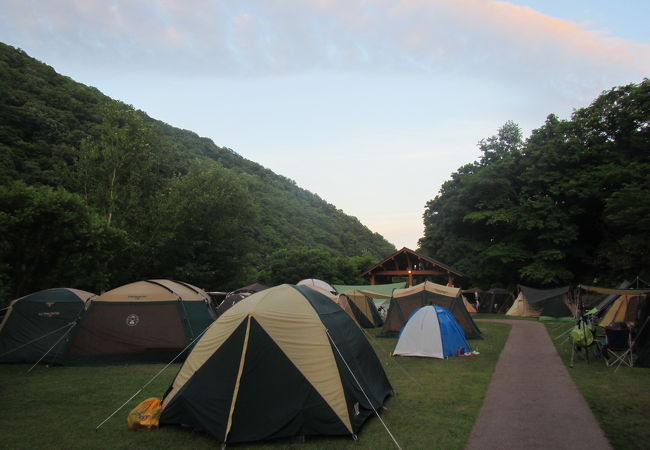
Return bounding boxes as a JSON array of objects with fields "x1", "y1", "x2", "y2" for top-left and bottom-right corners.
[{"x1": 604, "y1": 325, "x2": 634, "y2": 370}]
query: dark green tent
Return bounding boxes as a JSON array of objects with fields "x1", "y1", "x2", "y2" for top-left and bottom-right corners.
[
  {"x1": 160, "y1": 284, "x2": 393, "y2": 444},
  {"x1": 0, "y1": 288, "x2": 94, "y2": 363}
]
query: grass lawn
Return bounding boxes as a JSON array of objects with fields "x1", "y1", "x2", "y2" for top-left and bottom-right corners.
[
  {"x1": 545, "y1": 322, "x2": 650, "y2": 449},
  {"x1": 0, "y1": 322, "x2": 510, "y2": 450}
]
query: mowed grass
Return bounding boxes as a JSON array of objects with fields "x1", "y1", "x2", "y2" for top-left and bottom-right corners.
[
  {"x1": 545, "y1": 322, "x2": 650, "y2": 449},
  {"x1": 0, "y1": 322, "x2": 510, "y2": 450}
]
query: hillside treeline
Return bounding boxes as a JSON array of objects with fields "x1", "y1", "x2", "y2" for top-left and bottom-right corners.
[
  {"x1": 0, "y1": 43, "x2": 395, "y2": 303},
  {"x1": 419, "y1": 79, "x2": 650, "y2": 289}
]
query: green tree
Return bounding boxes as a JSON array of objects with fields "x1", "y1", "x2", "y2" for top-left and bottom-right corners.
[
  {"x1": 0, "y1": 182, "x2": 125, "y2": 304},
  {"x1": 478, "y1": 120, "x2": 523, "y2": 166},
  {"x1": 420, "y1": 80, "x2": 650, "y2": 288},
  {"x1": 75, "y1": 103, "x2": 169, "y2": 228},
  {"x1": 332, "y1": 252, "x2": 378, "y2": 284},
  {"x1": 150, "y1": 160, "x2": 258, "y2": 289},
  {"x1": 261, "y1": 248, "x2": 338, "y2": 286}
]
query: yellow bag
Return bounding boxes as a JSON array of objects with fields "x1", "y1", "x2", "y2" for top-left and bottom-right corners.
[{"x1": 127, "y1": 397, "x2": 162, "y2": 431}]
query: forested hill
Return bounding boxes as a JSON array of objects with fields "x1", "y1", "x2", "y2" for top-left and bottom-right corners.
[
  {"x1": 419, "y1": 80, "x2": 650, "y2": 289},
  {"x1": 0, "y1": 42, "x2": 395, "y2": 301}
]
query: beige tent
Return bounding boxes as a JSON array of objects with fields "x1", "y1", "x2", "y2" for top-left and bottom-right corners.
[
  {"x1": 381, "y1": 281, "x2": 482, "y2": 338},
  {"x1": 67, "y1": 279, "x2": 215, "y2": 362},
  {"x1": 463, "y1": 297, "x2": 477, "y2": 314},
  {"x1": 392, "y1": 281, "x2": 462, "y2": 299},
  {"x1": 300, "y1": 284, "x2": 361, "y2": 325},
  {"x1": 506, "y1": 285, "x2": 575, "y2": 318},
  {"x1": 598, "y1": 294, "x2": 649, "y2": 327},
  {"x1": 339, "y1": 289, "x2": 384, "y2": 328},
  {"x1": 158, "y1": 284, "x2": 393, "y2": 444}
]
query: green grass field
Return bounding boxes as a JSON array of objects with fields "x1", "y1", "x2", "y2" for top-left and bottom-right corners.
[
  {"x1": 545, "y1": 322, "x2": 650, "y2": 450},
  {"x1": 0, "y1": 322, "x2": 510, "y2": 450},
  {"x1": 4, "y1": 319, "x2": 648, "y2": 449}
]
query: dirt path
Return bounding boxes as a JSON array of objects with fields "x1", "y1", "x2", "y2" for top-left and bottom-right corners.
[{"x1": 466, "y1": 319, "x2": 611, "y2": 450}]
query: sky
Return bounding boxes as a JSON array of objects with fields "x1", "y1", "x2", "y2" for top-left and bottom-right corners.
[{"x1": 2, "y1": 0, "x2": 649, "y2": 250}]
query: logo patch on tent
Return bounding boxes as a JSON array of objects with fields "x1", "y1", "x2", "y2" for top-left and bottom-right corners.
[
  {"x1": 126, "y1": 314, "x2": 140, "y2": 327},
  {"x1": 353, "y1": 402, "x2": 360, "y2": 416}
]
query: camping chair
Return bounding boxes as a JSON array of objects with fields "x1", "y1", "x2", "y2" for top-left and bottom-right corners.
[{"x1": 603, "y1": 325, "x2": 634, "y2": 370}]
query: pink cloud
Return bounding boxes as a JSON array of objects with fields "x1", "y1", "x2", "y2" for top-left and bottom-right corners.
[{"x1": 2, "y1": 0, "x2": 648, "y2": 83}]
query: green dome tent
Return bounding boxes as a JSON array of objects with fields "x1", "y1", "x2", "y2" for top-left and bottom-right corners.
[
  {"x1": 0, "y1": 288, "x2": 95, "y2": 363},
  {"x1": 160, "y1": 284, "x2": 393, "y2": 444}
]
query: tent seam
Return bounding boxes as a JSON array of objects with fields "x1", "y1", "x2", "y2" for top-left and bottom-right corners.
[{"x1": 224, "y1": 314, "x2": 252, "y2": 443}]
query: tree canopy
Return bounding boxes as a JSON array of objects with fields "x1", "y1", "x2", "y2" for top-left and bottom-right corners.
[{"x1": 419, "y1": 80, "x2": 650, "y2": 288}]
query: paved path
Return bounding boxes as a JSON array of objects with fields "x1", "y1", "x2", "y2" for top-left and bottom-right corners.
[{"x1": 466, "y1": 320, "x2": 611, "y2": 450}]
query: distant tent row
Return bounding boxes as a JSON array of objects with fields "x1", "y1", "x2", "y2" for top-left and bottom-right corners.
[
  {"x1": 462, "y1": 288, "x2": 515, "y2": 314},
  {"x1": 0, "y1": 280, "x2": 215, "y2": 364},
  {"x1": 0, "y1": 278, "x2": 390, "y2": 365},
  {"x1": 297, "y1": 279, "x2": 384, "y2": 328}
]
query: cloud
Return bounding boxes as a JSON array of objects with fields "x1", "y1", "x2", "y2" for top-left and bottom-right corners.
[
  {"x1": 3, "y1": 0, "x2": 649, "y2": 87},
  {"x1": 3, "y1": 0, "x2": 647, "y2": 249}
]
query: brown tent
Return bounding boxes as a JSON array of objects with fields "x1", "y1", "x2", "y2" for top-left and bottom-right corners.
[
  {"x1": 299, "y1": 285, "x2": 362, "y2": 326},
  {"x1": 380, "y1": 281, "x2": 482, "y2": 339},
  {"x1": 67, "y1": 279, "x2": 215, "y2": 363},
  {"x1": 339, "y1": 289, "x2": 384, "y2": 328}
]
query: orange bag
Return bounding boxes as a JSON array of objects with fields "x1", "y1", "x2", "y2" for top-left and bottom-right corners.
[{"x1": 127, "y1": 397, "x2": 162, "y2": 431}]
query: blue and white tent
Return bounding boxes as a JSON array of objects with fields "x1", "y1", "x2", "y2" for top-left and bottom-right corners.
[{"x1": 393, "y1": 305, "x2": 470, "y2": 359}]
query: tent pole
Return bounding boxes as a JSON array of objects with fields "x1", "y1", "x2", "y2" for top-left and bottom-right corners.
[{"x1": 579, "y1": 288, "x2": 590, "y2": 363}]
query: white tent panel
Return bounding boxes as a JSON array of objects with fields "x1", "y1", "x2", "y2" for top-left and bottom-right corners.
[{"x1": 393, "y1": 306, "x2": 444, "y2": 359}]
